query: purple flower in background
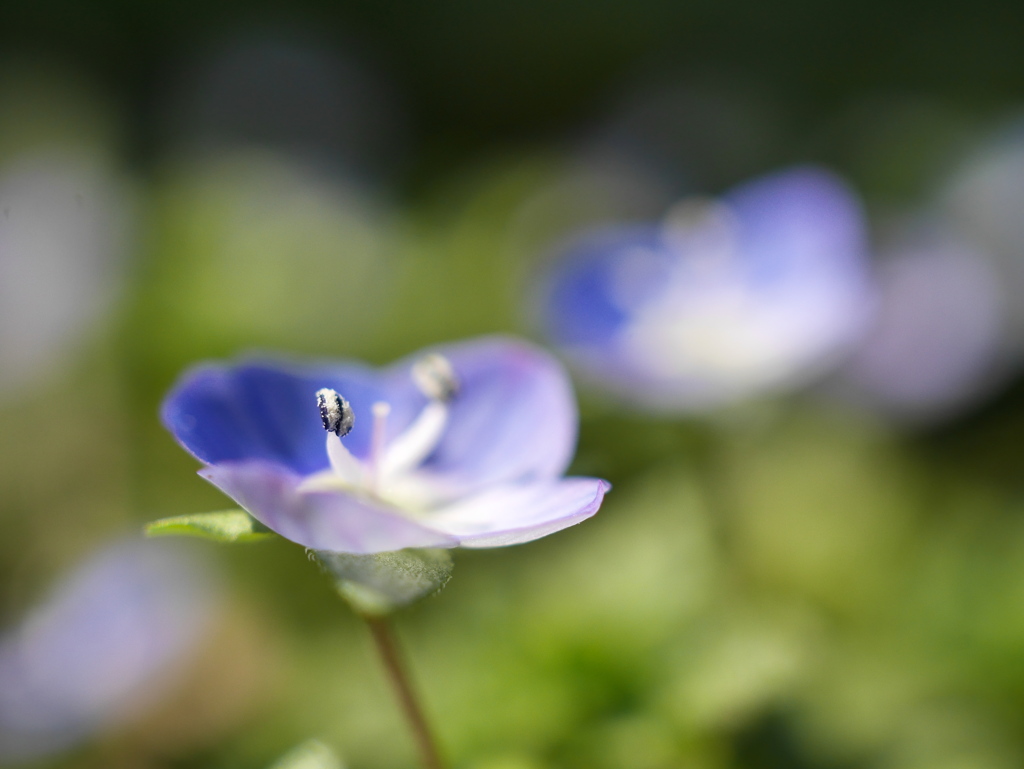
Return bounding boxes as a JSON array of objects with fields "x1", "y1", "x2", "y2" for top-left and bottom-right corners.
[
  {"x1": 0, "y1": 153, "x2": 131, "y2": 397},
  {"x1": 839, "y1": 225, "x2": 1005, "y2": 423},
  {"x1": 537, "y1": 166, "x2": 877, "y2": 411},
  {"x1": 162, "y1": 337, "x2": 609, "y2": 554},
  {"x1": 0, "y1": 539, "x2": 216, "y2": 763}
]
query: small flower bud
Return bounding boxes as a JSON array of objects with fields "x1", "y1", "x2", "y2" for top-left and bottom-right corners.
[
  {"x1": 412, "y1": 354, "x2": 460, "y2": 402},
  {"x1": 317, "y1": 388, "x2": 354, "y2": 437}
]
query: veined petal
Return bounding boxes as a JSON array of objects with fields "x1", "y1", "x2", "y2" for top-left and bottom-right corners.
[
  {"x1": 427, "y1": 477, "x2": 610, "y2": 548},
  {"x1": 402, "y1": 337, "x2": 579, "y2": 491},
  {"x1": 161, "y1": 359, "x2": 421, "y2": 475},
  {"x1": 200, "y1": 462, "x2": 458, "y2": 554}
]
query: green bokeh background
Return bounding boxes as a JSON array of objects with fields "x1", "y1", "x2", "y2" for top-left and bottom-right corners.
[{"x1": 4, "y1": 3, "x2": 1024, "y2": 768}]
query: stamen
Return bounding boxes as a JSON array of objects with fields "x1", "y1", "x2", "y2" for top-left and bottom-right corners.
[
  {"x1": 379, "y1": 356, "x2": 460, "y2": 479},
  {"x1": 661, "y1": 197, "x2": 739, "y2": 269},
  {"x1": 325, "y1": 433, "x2": 363, "y2": 484},
  {"x1": 299, "y1": 388, "x2": 361, "y2": 492},
  {"x1": 316, "y1": 389, "x2": 354, "y2": 437},
  {"x1": 313, "y1": 389, "x2": 361, "y2": 485},
  {"x1": 412, "y1": 354, "x2": 459, "y2": 403},
  {"x1": 380, "y1": 401, "x2": 448, "y2": 478}
]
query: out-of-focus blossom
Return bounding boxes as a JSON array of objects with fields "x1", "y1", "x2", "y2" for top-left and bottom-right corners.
[
  {"x1": 162, "y1": 337, "x2": 609, "y2": 553},
  {"x1": 0, "y1": 66, "x2": 133, "y2": 397},
  {"x1": 0, "y1": 155, "x2": 130, "y2": 394},
  {"x1": 538, "y1": 167, "x2": 876, "y2": 411},
  {"x1": 0, "y1": 538, "x2": 216, "y2": 763},
  {"x1": 838, "y1": 224, "x2": 1005, "y2": 422}
]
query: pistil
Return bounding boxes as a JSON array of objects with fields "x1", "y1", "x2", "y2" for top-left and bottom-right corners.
[
  {"x1": 307, "y1": 355, "x2": 461, "y2": 502},
  {"x1": 368, "y1": 401, "x2": 392, "y2": 494},
  {"x1": 381, "y1": 354, "x2": 460, "y2": 478}
]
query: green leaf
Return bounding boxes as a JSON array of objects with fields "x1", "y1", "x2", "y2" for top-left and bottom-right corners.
[
  {"x1": 268, "y1": 740, "x2": 344, "y2": 769},
  {"x1": 313, "y1": 548, "x2": 454, "y2": 616},
  {"x1": 145, "y1": 510, "x2": 276, "y2": 543}
]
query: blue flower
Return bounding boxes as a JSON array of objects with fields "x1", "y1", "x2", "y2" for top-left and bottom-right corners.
[
  {"x1": 162, "y1": 336, "x2": 609, "y2": 554},
  {"x1": 538, "y1": 166, "x2": 877, "y2": 411},
  {"x1": 0, "y1": 538, "x2": 216, "y2": 763}
]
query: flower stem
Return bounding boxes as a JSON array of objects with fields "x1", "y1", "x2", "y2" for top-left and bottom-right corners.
[{"x1": 363, "y1": 615, "x2": 444, "y2": 769}]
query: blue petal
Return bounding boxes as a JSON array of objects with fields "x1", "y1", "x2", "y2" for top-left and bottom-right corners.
[
  {"x1": 165, "y1": 337, "x2": 580, "y2": 488},
  {"x1": 410, "y1": 337, "x2": 580, "y2": 490},
  {"x1": 540, "y1": 225, "x2": 670, "y2": 346},
  {"x1": 162, "y1": 359, "x2": 420, "y2": 475},
  {"x1": 726, "y1": 165, "x2": 869, "y2": 288},
  {"x1": 200, "y1": 462, "x2": 458, "y2": 552}
]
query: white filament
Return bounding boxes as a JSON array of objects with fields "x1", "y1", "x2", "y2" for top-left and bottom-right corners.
[
  {"x1": 325, "y1": 433, "x2": 363, "y2": 484},
  {"x1": 379, "y1": 400, "x2": 449, "y2": 479}
]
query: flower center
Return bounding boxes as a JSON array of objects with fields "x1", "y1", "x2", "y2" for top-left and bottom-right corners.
[
  {"x1": 299, "y1": 355, "x2": 460, "y2": 508},
  {"x1": 662, "y1": 197, "x2": 740, "y2": 271},
  {"x1": 368, "y1": 401, "x2": 391, "y2": 493}
]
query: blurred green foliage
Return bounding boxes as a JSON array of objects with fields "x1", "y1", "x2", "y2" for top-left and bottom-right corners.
[{"x1": 5, "y1": 5, "x2": 1024, "y2": 769}]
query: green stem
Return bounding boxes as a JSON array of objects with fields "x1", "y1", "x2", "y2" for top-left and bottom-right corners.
[{"x1": 364, "y1": 615, "x2": 444, "y2": 769}]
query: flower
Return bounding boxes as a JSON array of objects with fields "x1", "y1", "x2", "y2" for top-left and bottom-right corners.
[
  {"x1": 0, "y1": 538, "x2": 216, "y2": 763},
  {"x1": 536, "y1": 166, "x2": 876, "y2": 411},
  {"x1": 162, "y1": 337, "x2": 609, "y2": 554},
  {"x1": 0, "y1": 152, "x2": 130, "y2": 397},
  {"x1": 837, "y1": 222, "x2": 1006, "y2": 423}
]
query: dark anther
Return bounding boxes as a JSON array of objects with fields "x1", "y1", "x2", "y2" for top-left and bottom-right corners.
[
  {"x1": 316, "y1": 389, "x2": 354, "y2": 437},
  {"x1": 412, "y1": 354, "x2": 460, "y2": 403}
]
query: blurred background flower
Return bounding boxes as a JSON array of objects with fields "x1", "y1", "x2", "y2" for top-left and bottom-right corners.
[
  {"x1": 537, "y1": 166, "x2": 876, "y2": 411},
  {"x1": 0, "y1": 538, "x2": 218, "y2": 764},
  {"x1": 0, "y1": 65, "x2": 134, "y2": 399},
  {"x1": 833, "y1": 220, "x2": 1007, "y2": 424}
]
